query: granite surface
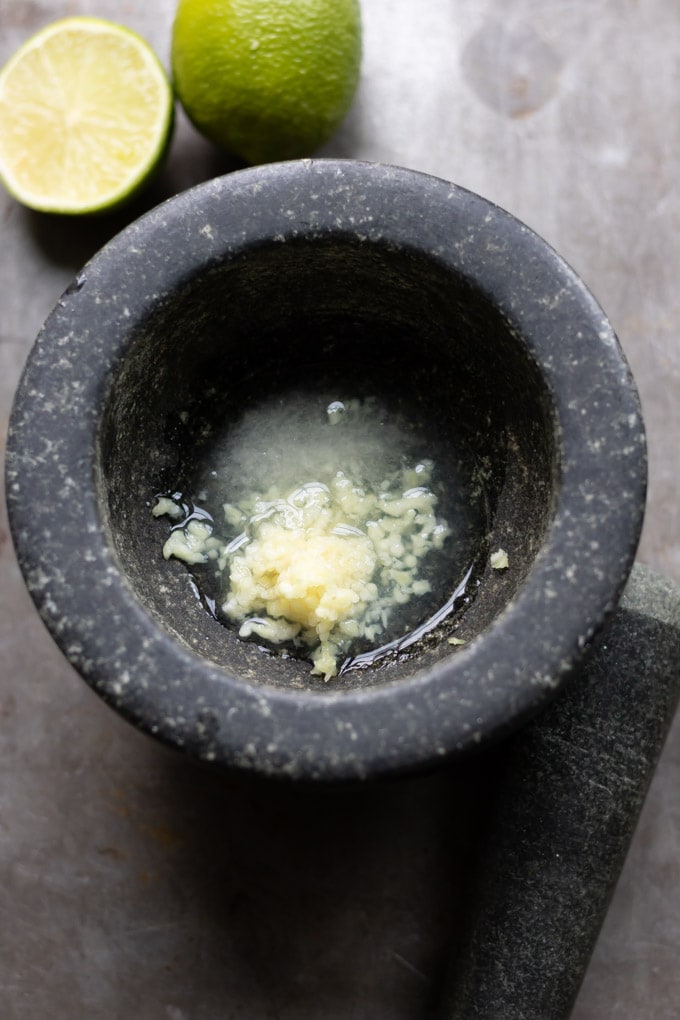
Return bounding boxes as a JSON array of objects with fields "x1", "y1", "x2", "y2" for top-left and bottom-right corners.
[{"x1": 1, "y1": 0, "x2": 680, "y2": 1016}]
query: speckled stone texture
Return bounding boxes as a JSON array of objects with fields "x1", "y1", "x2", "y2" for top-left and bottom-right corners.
[
  {"x1": 5, "y1": 159, "x2": 646, "y2": 780},
  {"x1": 440, "y1": 564, "x2": 680, "y2": 1018}
]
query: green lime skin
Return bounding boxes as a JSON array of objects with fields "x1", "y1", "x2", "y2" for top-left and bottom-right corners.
[{"x1": 171, "y1": 0, "x2": 362, "y2": 165}]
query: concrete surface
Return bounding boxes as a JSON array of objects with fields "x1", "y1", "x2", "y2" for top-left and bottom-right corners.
[{"x1": 1, "y1": 1, "x2": 679, "y2": 1017}]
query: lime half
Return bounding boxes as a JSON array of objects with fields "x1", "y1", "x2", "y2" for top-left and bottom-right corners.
[{"x1": 0, "y1": 17, "x2": 174, "y2": 215}]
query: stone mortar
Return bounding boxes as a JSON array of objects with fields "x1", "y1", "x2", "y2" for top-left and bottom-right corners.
[{"x1": 5, "y1": 160, "x2": 647, "y2": 780}]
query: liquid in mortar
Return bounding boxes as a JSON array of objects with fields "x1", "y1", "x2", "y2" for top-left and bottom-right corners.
[{"x1": 153, "y1": 390, "x2": 488, "y2": 678}]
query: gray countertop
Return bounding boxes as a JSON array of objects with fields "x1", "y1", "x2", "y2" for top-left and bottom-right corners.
[{"x1": 1, "y1": 1, "x2": 679, "y2": 1016}]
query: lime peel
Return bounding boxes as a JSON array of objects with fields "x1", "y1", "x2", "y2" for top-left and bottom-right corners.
[{"x1": 171, "y1": 0, "x2": 362, "y2": 165}]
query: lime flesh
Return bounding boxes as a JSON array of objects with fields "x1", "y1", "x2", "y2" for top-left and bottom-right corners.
[{"x1": 0, "y1": 17, "x2": 174, "y2": 215}]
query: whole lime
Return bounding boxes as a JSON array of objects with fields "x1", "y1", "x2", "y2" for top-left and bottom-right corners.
[{"x1": 171, "y1": 0, "x2": 362, "y2": 164}]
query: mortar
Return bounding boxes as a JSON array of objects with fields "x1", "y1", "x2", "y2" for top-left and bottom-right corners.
[{"x1": 5, "y1": 160, "x2": 646, "y2": 780}]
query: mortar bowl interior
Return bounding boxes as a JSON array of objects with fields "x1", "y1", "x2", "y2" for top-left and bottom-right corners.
[{"x1": 102, "y1": 233, "x2": 555, "y2": 691}]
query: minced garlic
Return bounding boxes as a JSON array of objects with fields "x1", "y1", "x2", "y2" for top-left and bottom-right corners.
[
  {"x1": 490, "y1": 548, "x2": 509, "y2": 571},
  {"x1": 154, "y1": 462, "x2": 449, "y2": 679}
]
